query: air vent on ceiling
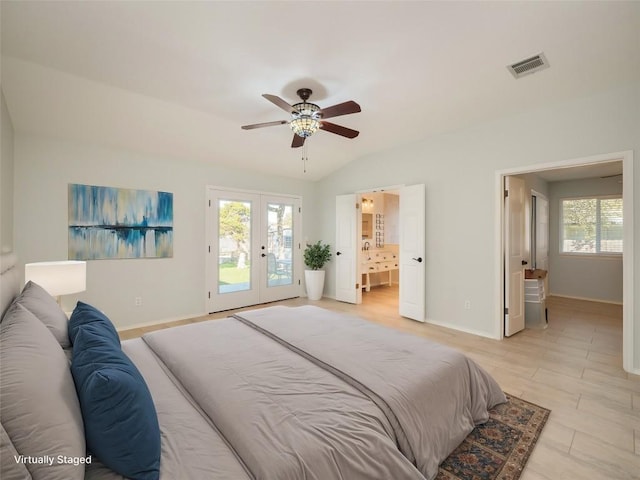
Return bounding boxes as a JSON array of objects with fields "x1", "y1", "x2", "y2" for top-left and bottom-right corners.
[{"x1": 507, "y1": 52, "x2": 550, "y2": 79}]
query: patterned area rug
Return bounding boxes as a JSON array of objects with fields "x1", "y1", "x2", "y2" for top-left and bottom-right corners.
[{"x1": 436, "y1": 394, "x2": 550, "y2": 480}]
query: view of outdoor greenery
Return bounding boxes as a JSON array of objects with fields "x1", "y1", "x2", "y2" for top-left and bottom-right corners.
[
  {"x1": 561, "y1": 197, "x2": 623, "y2": 254},
  {"x1": 219, "y1": 201, "x2": 251, "y2": 291},
  {"x1": 218, "y1": 200, "x2": 293, "y2": 293}
]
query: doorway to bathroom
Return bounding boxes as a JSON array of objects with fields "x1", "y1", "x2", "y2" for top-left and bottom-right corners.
[
  {"x1": 335, "y1": 183, "x2": 426, "y2": 322},
  {"x1": 360, "y1": 190, "x2": 400, "y2": 301}
]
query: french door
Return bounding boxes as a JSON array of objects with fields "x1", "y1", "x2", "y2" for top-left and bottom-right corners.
[{"x1": 206, "y1": 188, "x2": 302, "y2": 312}]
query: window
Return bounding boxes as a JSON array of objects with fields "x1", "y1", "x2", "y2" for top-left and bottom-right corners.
[{"x1": 560, "y1": 196, "x2": 623, "y2": 254}]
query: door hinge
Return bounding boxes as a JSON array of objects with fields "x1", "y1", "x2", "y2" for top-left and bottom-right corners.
[
  {"x1": 209, "y1": 199, "x2": 211, "y2": 207},
  {"x1": 504, "y1": 190, "x2": 509, "y2": 198},
  {"x1": 356, "y1": 283, "x2": 360, "y2": 289},
  {"x1": 298, "y1": 279, "x2": 301, "y2": 285},
  {"x1": 504, "y1": 307, "x2": 508, "y2": 315},
  {"x1": 299, "y1": 207, "x2": 301, "y2": 213},
  {"x1": 356, "y1": 202, "x2": 360, "y2": 209},
  {"x1": 208, "y1": 291, "x2": 211, "y2": 299},
  {"x1": 208, "y1": 245, "x2": 210, "y2": 253}
]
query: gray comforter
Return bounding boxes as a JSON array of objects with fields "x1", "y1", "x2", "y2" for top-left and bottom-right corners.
[
  {"x1": 234, "y1": 306, "x2": 506, "y2": 479},
  {"x1": 86, "y1": 305, "x2": 505, "y2": 480}
]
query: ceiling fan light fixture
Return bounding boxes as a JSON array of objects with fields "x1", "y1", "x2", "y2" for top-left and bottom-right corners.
[
  {"x1": 241, "y1": 88, "x2": 361, "y2": 149},
  {"x1": 290, "y1": 102, "x2": 321, "y2": 138}
]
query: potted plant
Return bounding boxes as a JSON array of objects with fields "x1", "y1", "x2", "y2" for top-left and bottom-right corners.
[{"x1": 303, "y1": 241, "x2": 331, "y2": 300}]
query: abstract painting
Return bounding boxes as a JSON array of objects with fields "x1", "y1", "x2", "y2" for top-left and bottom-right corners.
[{"x1": 69, "y1": 184, "x2": 173, "y2": 260}]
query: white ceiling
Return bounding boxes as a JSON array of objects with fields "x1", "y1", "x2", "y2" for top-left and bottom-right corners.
[{"x1": 2, "y1": 1, "x2": 639, "y2": 181}]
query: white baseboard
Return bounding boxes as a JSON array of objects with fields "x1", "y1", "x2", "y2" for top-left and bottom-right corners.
[
  {"x1": 116, "y1": 311, "x2": 207, "y2": 333},
  {"x1": 549, "y1": 293, "x2": 623, "y2": 306},
  {"x1": 425, "y1": 318, "x2": 499, "y2": 340}
]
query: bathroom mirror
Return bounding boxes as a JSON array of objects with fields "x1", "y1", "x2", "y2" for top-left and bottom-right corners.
[{"x1": 362, "y1": 213, "x2": 373, "y2": 239}]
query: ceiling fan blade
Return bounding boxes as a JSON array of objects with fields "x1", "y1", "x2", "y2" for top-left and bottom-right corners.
[
  {"x1": 319, "y1": 100, "x2": 361, "y2": 119},
  {"x1": 319, "y1": 121, "x2": 359, "y2": 139},
  {"x1": 291, "y1": 134, "x2": 305, "y2": 148},
  {"x1": 241, "y1": 120, "x2": 288, "y2": 130},
  {"x1": 263, "y1": 94, "x2": 298, "y2": 114}
]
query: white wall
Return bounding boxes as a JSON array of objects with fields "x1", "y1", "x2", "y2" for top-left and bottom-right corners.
[
  {"x1": 1, "y1": 90, "x2": 14, "y2": 252},
  {"x1": 316, "y1": 82, "x2": 640, "y2": 370},
  {"x1": 10, "y1": 82, "x2": 640, "y2": 371},
  {"x1": 13, "y1": 135, "x2": 318, "y2": 328},
  {"x1": 548, "y1": 176, "x2": 623, "y2": 303}
]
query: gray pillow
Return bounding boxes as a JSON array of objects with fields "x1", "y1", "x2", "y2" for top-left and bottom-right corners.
[
  {"x1": 0, "y1": 422, "x2": 32, "y2": 480},
  {"x1": 0, "y1": 303, "x2": 85, "y2": 480},
  {"x1": 14, "y1": 281, "x2": 71, "y2": 349}
]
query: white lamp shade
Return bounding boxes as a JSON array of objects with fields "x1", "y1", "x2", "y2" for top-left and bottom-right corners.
[{"x1": 25, "y1": 261, "x2": 87, "y2": 297}]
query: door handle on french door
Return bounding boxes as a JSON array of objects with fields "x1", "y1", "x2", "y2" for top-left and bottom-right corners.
[
  {"x1": 521, "y1": 260, "x2": 528, "y2": 265},
  {"x1": 336, "y1": 252, "x2": 342, "y2": 256},
  {"x1": 412, "y1": 257, "x2": 423, "y2": 263},
  {"x1": 261, "y1": 253, "x2": 266, "y2": 257}
]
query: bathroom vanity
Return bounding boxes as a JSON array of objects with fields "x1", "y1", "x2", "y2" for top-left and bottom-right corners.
[{"x1": 361, "y1": 250, "x2": 398, "y2": 292}]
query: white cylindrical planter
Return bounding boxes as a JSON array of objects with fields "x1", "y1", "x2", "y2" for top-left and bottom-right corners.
[{"x1": 304, "y1": 270, "x2": 325, "y2": 301}]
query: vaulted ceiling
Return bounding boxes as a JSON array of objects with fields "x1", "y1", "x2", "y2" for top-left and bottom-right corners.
[{"x1": 2, "y1": 1, "x2": 639, "y2": 180}]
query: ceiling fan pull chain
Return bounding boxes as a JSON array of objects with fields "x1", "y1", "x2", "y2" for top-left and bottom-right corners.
[{"x1": 302, "y1": 142, "x2": 308, "y2": 173}]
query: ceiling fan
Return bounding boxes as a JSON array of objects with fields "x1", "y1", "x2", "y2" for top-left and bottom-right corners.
[{"x1": 241, "y1": 88, "x2": 361, "y2": 148}]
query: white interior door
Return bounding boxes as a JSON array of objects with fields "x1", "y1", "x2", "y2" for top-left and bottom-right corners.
[
  {"x1": 399, "y1": 184, "x2": 425, "y2": 321},
  {"x1": 335, "y1": 194, "x2": 361, "y2": 304},
  {"x1": 504, "y1": 176, "x2": 526, "y2": 336}
]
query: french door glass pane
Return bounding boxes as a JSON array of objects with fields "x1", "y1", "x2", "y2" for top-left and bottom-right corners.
[
  {"x1": 218, "y1": 199, "x2": 251, "y2": 293},
  {"x1": 266, "y1": 203, "x2": 293, "y2": 287}
]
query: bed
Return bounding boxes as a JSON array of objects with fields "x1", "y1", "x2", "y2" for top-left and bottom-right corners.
[{"x1": 0, "y1": 253, "x2": 506, "y2": 480}]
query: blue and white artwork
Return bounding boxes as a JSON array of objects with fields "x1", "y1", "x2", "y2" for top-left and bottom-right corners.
[{"x1": 69, "y1": 184, "x2": 173, "y2": 260}]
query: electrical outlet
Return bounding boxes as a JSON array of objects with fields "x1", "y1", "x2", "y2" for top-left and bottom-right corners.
[
  {"x1": 134, "y1": 297, "x2": 142, "y2": 307},
  {"x1": 464, "y1": 300, "x2": 471, "y2": 310}
]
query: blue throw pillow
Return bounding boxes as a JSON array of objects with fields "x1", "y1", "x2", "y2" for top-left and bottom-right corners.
[
  {"x1": 71, "y1": 321, "x2": 160, "y2": 480},
  {"x1": 68, "y1": 301, "x2": 120, "y2": 347}
]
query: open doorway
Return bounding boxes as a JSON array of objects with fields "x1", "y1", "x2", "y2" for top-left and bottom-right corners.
[
  {"x1": 496, "y1": 151, "x2": 635, "y2": 373},
  {"x1": 335, "y1": 184, "x2": 426, "y2": 322},
  {"x1": 360, "y1": 190, "x2": 400, "y2": 300}
]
